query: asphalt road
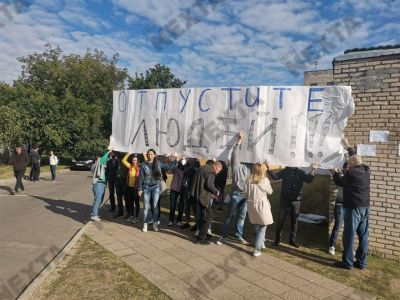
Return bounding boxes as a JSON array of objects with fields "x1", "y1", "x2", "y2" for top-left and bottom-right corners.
[{"x1": 0, "y1": 170, "x2": 94, "y2": 299}]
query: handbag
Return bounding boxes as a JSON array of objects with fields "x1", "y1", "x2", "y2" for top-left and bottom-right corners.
[{"x1": 160, "y1": 180, "x2": 168, "y2": 194}]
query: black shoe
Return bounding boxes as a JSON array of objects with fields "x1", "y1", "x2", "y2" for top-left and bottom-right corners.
[
  {"x1": 354, "y1": 261, "x2": 365, "y2": 270},
  {"x1": 206, "y1": 234, "x2": 212, "y2": 240},
  {"x1": 289, "y1": 240, "x2": 300, "y2": 248},
  {"x1": 190, "y1": 225, "x2": 197, "y2": 232},
  {"x1": 181, "y1": 223, "x2": 191, "y2": 229},
  {"x1": 334, "y1": 261, "x2": 353, "y2": 270},
  {"x1": 108, "y1": 206, "x2": 116, "y2": 212},
  {"x1": 195, "y1": 238, "x2": 211, "y2": 245},
  {"x1": 272, "y1": 240, "x2": 280, "y2": 246}
]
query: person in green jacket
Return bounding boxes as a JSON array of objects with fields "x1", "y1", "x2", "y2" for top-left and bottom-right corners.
[{"x1": 91, "y1": 150, "x2": 111, "y2": 221}]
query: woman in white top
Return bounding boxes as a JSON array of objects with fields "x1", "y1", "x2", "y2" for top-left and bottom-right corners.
[
  {"x1": 243, "y1": 163, "x2": 273, "y2": 257},
  {"x1": 49, "y1": 151, "x2": 59, "y2": 181}
]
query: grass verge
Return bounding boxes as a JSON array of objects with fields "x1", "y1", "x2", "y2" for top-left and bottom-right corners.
[
  {"x1": 32, "y1": 235, "x2": 170, "y2": 300},
  {"x1": 0, "y1": 164, "x2": 69, "y2": 180}
]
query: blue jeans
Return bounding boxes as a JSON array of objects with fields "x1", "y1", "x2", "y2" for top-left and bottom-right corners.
[
  {"x1": 143, "y1": 185, "x2": 160, "y2": 223},
  {"x1": 254, "y1": 224, "x2": 267, "y2": 251},
  {"x1": 50, "y1": 165, "x2": 57, "y2": 180},
  {"x1": 329, "y1": 202, "x2": 344, "y2": 248},
  {"x1": 220, "y1": 191, "x2": 247, "y2": 239},
  {"x1": 342, "y1": 207, "x2": 370, "y2": 268},
  {"x1": 91, "y1": 182, "x2": 106, "y2": 217}
]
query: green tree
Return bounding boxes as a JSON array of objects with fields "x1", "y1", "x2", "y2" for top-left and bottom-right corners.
[
  {"x1": 0, "y1": 106, "x2": 24, "y2": 147},
  {"x1": 128, "y1": 63, "x2": 186, "y2": 89}
]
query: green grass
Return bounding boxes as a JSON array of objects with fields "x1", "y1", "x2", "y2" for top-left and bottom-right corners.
[
  {"x1": 162, "y1": 175, "x2": 400, "y2": 299},
  {"x1": 33, "y1": 235, "x2": 170, "y2": 300},
  {"x1": 0, "y1": 164, "x2": 70, "y2": 180}
]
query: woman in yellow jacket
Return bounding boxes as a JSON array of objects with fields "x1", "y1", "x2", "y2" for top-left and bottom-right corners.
[{"x1": 122, "y1": 153, "x2": 140, "y2": 223}]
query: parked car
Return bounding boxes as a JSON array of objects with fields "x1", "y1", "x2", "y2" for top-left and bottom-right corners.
[{"x1": 70, "y1": 157, "x2": 95, "y2": 171}]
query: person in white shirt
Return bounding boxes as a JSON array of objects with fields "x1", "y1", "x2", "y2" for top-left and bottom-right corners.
[{"x1": 49, "y1": 151, "x2": 59, "y2": 181}]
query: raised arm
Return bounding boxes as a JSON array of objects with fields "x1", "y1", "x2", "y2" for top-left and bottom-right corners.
[{"x1": 121, "y1": 152, "x2": 131, "y2": 169}]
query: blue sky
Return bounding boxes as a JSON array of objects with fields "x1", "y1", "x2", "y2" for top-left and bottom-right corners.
[{"x1": 0, "y1": 0, "x2": 398, "y2": 86}]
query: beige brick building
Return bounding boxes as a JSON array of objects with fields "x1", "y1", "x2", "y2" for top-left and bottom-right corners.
[
  {"x1": 333, "y1": 47, "x2": 400, "y2": 259},
  {"x1": 305, "y1": 46, "x2": 400, "y2": 259},
  {"x1": 304, "y1": 69, "x2": 334, "y2": 86}
]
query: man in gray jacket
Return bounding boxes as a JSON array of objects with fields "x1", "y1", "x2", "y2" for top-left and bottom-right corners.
[{"x1": 216, "y1": 131, "x2": 250, "y2": 245}]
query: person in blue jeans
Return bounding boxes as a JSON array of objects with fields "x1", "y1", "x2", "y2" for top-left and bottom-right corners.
[
  {"x1": 137, "y1": 149, "x2": 177, "y2": 233},
  {"x1": 328, "y1": 140, "x2": 356, "y2": 255},
  {"x1": 216, "y1": 132, "x2": 250, "y2": 245},
  {"x1": 333, "y1": 155, "x2": 370, "y2": 270},
  {"x1": 91, "y1": 151, "x2": 111, "y2": 221}
]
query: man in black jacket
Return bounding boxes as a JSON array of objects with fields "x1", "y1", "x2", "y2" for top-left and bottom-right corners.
[
  {"x1": 106, "y1": 151, "x2": 119, "y2": 212},
  {"x1": 10, "y1": 146, "x2": 30, "y2": 194},
  {"x1": 332, "y1": 155, "x2": 370, "y2": 270},
  {"x1": 190, "y1": 161, "x2": 222, "y2": 245},
  {"x1": 267, "y1": 162, "x2": 317, "y2": 248}
]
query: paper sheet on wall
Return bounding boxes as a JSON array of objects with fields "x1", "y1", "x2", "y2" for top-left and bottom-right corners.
[
  {"x1": 110, "y1": 86, "x2": 354, "y2": 168},
  {"x1": 357, "y1": 144, "x2": 376, "y2": 157},
  {"x1": 369, "y1": 130, "x2": 389, "y2": 143}
]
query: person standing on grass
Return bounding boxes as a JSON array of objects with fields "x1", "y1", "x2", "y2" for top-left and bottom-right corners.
[
  {"x1": 267, "y1": 162, "x2": 318, "y2": 248},
  {"x1": 243, "y1": 163, "x2": 273, "y2": 257},
  {"x1": 49, "y1": 150, "x2": 59, "y2": 182},
  {"x1": 216, "y1": 132, "x2": 251, "y2": 246},
  {"x1": 191, "y1": 160, "x2": 222, "y2": 245},
  {"x1": 106, "y1": 151, "x2": 119, "y2": 212},
  {"x1": 30, "y1": 145, "x2": 41, "y2": 182},
  {"x1": 137, "y1": 149, "x2": 177, "y2": 233},
  {"x1": 122, "y1": 153, "x2": 141, "y2": 223},
  {"x1": 10, "y1": 146, "x2": 30, "y2": 194},
  {"x1": 328, "y1": 138, "x2": 356, "y2": 256},
  {"x1": 181, "y1": 158, "x2": 200, "y2": 230},
  {"x1": 91, "y1": 151, "x2": 111, "y2": 222},
  {"x1": 332, "y1": 155, "x2": 370, "y2": 270},
  {"x1": 168, "y1": 158, "x2": 186, "y2": 227}
]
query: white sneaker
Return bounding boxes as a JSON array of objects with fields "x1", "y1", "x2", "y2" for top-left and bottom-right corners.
[
  {"x1": 195, "y1": 229, "x2": 200, "y2": 236},
  {"x1": 328, "y1": 246, "x2": 335, "y2": 255},
  {"x1": 261, "y1": 242, "x2": 266, "y2": 249},
  {"x1": 207, "y1": 229, "x2": 212, "y2": 235},
  {"x1": 91, "y1": 216, "x2": 101, "y2": 222},
  {"x1": 157, "y1": 220, "x2": 160, "y2": 225},
  {"x1": 177, "y1": 222, "x2": 183, "y2": 226},
  {"x1": 143, "y1": 223, "x2": 148, "y2": 232},
  {"x1": 253, "y1": 250, "x2": 262, "y2": 257},
  {"x1": 216, "y1": 236, "x2": 225, "y2": 245},
  {"x1": 153, "y1": 222, "x2": 159, "y2": 232},
  {"x1": 168, "y1": 221, "x2": 173, "y2": 226},
  {"x1": 237, "y1": 237, "x2": 249, "y2": 245}
]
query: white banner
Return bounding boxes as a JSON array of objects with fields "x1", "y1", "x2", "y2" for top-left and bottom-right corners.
[{"x1": 110, "y1": 86, "x2": 354, "y2": 168}]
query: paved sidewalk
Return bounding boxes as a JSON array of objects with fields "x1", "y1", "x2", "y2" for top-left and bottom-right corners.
[{"x1": 85, "y1": 219, "x2": 375, "y2": 300}]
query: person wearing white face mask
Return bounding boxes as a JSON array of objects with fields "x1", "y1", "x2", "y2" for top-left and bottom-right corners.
[{"x1": 168, "y1": 156, "x2": 186, "y2": 226}]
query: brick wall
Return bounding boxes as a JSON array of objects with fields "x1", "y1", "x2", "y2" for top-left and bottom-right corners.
[
  {"x1": 304, "y1": 69, "x2": 334, "y2": 86},
  {"x1": 333, "y1": 52, "x2": 400, "y2": 259}
]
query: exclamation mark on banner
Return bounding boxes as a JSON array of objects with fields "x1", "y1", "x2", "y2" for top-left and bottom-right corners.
[
  {"x1": 290, "y1": 113, "x2": 302, "y2": 158},
  {"x1": 307, "y1": 113, "x2": 323, "y2": 158},
  {"x1": 317, "y1": 114, "x2": 333, "y2": 157}
]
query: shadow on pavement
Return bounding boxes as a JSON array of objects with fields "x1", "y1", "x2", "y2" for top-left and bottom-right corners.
[
  {"x1": 30, "y1": 195, "x2": 91, "y2": 224},
  {"x1": 0, "y1": 185, "x2": 14, "y2": 195}
]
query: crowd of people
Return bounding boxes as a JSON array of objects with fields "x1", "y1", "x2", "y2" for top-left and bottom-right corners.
[
  {"x1": 89, "y1": 132, "x2": 371, "y2": 269},
  {"x1": 9, "y1": 145, "x2": 59, "y2": 194}
]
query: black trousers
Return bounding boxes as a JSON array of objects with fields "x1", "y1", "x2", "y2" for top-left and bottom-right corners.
[
  {"x1": 31, "y1": 163, "x2": 40, "y2": 181},
  {"x1": 126, "y1": 186, "x2": 139, "y2": 217},
  {"x1": 115, "y1": 178, "x2": 126, "y2": 215},
  {"x1": 198, "y1": 201, "x2": 213, "y2": 241},
  {"x1": 14, "y1": 170, "x2": 25, "y2": 191},
  {"x1": 275, "y1": 199, "x2": 301, "y2": 242},
  {"x1": 182, "y1": 187, "x2": 196, "y2": 223},
  {"x1": 108, "y1": 180, "x2": 116, "y2": 209}
]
